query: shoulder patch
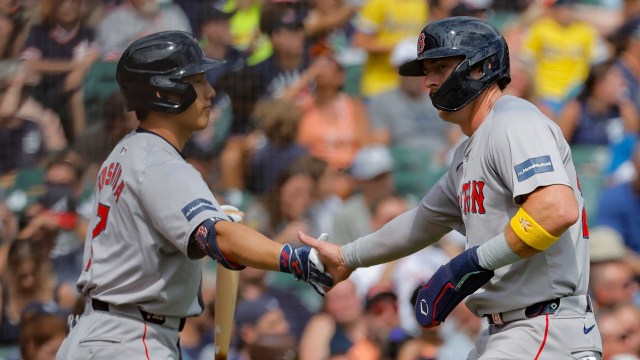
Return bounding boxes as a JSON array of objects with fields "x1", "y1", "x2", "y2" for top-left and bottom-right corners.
[
  {"x1": 181, "y1": 198, "x2": 217, "y2": 221},
  {"x1": 514, "y1": 155, "x2": 554, "y2": 182}
]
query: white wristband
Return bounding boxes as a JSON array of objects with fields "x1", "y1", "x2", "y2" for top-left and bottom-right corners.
[{"x1": 477, "y1": 233, "x2": 523, "y2": 270}]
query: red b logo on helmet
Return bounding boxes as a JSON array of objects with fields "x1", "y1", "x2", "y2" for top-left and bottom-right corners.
[{"x1": 417, "y1": 32, "x2": 426, "y2": 54}]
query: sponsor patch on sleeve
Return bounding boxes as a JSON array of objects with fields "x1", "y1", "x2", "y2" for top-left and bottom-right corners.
[
  {"x1": 181, "y1": 198, "x2": 217, "y2": 221},
  {"x1": 514, "y1": 155, "x2": 554, "y2": 182}
]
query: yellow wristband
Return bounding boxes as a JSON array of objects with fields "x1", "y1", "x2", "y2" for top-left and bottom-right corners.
[{"x1": 509, "y1": 207, "x2": 559, "y2": 251}]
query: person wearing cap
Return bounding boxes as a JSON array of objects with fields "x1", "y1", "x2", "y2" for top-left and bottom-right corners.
[
  {"x1": 215, "y1": 3, "x2": 309, "y2": 200},
  {"x1": 587, "y1": 226, "x2": 640, "y2": 340},
  {"x1": 231, "y1": 295, "x2": 296, "y2": 360},
  {"x1": 330, "y1": 145, "x2": 396, "y2": 246},
  {"x1": 367, "y1": 38, "x2": 454, "y2": 157},
  {"x1": 363, "y1": 283, "x2": 411, "y2": 360},
  {"x1": 197, "y1": 2, "x2": 246, "y2": 87}
]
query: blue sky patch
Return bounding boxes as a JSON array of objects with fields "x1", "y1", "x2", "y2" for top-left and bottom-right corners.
[
  {"x1": 181, "y1": 198, "x2": 217, "y2": 221},
  {"x1": 514, "y1": 155, "x2": 554, "y2": 182}
]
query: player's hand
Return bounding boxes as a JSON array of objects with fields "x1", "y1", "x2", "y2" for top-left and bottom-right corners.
[
  {"x1": 221, "y1": 204, "x2": 244, "y2": 223},
  {"x1": 279, "y1": 234, "x2": 334, "y2": 296},
  {"x1": 298, "y1": 231, "x2": 353, "y2": 285},
  {"x1": 414, "y1": 246, "x2": 494, "y2": 328}
]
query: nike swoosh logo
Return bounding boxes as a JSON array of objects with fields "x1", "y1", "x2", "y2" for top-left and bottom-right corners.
[{"x1": 583, "y1": 324, "x2": 596, "y2": 334}]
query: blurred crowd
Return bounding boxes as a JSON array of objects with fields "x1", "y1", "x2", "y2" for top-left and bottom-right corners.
[{"x1": 1, "y1": 0, "x2": 640, "y2": 359}]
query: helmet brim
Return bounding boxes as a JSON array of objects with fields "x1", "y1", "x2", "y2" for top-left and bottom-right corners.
[
  {"x1": 398, "y1": 47, "x2": 467, "y2": 76},
  {"x1": 174, "y1": 58, "x2": 226, "y2": 78}
]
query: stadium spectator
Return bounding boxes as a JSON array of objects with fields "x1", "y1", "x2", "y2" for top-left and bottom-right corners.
[
  {"x1": 243, "y1": 156, "x2": 315, "y2": 245},
  {"x1": 73, "y1": 91, "x2": 137, "y2": 167},
  {"x1": 232, "y1": 294, "x2": 296, "y2": 360},
  {"x1": 197, "y1": 2, "x2": 245, "y2": 87},
  {"x1": 21, "y1": 0, "x2": 100, "y2": 144},
  {"x1": 303, "y1": 0, "x2": 363, "y2": 81},
  {"x1": 590, "y1": 255, "x2": 639, "y2": 312},
  {"x1": 520, "y1": 0, "x2": 599, "y2": 115},
  {"x1": 225, "y1": 0, "x2": 271, "y2": 65},
  {"x1": 245, "y1": 98, "x2": 307, "y2": 196},
  {"x1": 0, "y1": 63, "x2": 66, "y2": 156},
  {"x1": 611, "y1": 17, "x2": 640, "y2": 110},
  {"x1": 0, "y1": 70, "x2": 45, "y2": 177},
  {"x1": 16, "y1": 150, "x2": 88, "y2": 286},
  {"x1": 0, "y1": 0, "x2": 27, "y2": 59},
  {"x1": 362, "y1": 283, "x2": 410, "y2": 360},
  {"x1": 367, "y1": 38, "x2": 450, "y2": 155},
  {"x1": 296, "y1": 54, "x2": 372, "y2": 171},
  {"x1": 299, "y1": 279, "x2": 380, "y2": 360},
  {"x1": 555, "y1": 59, "x2": 639, "y2": 145},
  {"x1": 96, "y1": 0, "x2": 191, "y2": 60},
  {"x1": 306, "y1": 156, "x2": 344, "y2": 237},
  {"x1": 331, "y1": 145, "x2": 395, "y2": 246},
  {"x1": 18, "y1": 312, "x2": 67, "y2": 360},
  {"x1": 235, "y1": 267, "x2": 312, "y2": 343},
  {"x1": 597, "y1": 142, "x2": 640, "y2": 253},
  {"x1": 351, "y1": 0, "x2": 428, "y2": 98},
  {"x1": 218, "y1": 3, "x2": 307, "y2": 200},
  {"x1": 0, "y1": 240, "x2": 62, "y2": 349},
  {"x1": 597, "y1": 305, "x2": 640, "y2": 360}
]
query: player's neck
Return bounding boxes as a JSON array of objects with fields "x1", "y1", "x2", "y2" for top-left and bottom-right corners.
[
  {"x1": 465, "y1": 86, "x2": 503, "y2": 136},
  {"x1": 138, "y1": 120, "x2": 188, "y2": 151}
]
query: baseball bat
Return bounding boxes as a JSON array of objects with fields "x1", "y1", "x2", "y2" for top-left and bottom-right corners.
[{"x1": 214, "y1": 267, "x2": 239, "y2": 360}]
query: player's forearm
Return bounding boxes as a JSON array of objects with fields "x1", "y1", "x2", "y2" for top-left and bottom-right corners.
[
  {"x1": 214, "y1": 221, "x2": 281, "y2": 271},
  {"x1": 491, "y1": 185, "x2": 579, "y2": 261},
  {"x1": 342, "y1": 207, "x2": 450, "y2": 268}
]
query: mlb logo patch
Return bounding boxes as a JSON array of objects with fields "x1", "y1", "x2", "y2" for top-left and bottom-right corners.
[{"x1": 514, "y1": 155, "x2": 554, "y2": 182}]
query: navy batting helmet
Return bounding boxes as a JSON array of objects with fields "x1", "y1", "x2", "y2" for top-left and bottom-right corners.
[
  {"x1": 399, "y1": 16, "x2": 511, "y2": 112},
  {"x1": 116, "y1": 31, "x2": 224, "y2": 114}
]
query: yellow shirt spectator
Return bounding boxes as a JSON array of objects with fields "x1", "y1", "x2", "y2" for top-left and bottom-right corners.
[
  {"x1": 522, "y1": 16, "x2": 598, "y2": 103},
  {"x1": 354, "y1": 0, "x2": 428, "y2": 97},
  {"x1": 224, "y1": 0, "x2": 272, "y2": 65}
]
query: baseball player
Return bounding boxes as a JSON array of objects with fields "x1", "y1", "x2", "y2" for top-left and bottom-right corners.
[
  {"x1": 300, "y1": 17, "x2": 603, "y2": 359},
  {"x1": 56, "y1": 31, "x2": 331, "y2": 360}
]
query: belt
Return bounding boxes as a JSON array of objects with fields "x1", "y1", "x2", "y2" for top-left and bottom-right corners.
[
  {"x1": 486, "y1": 296, "x2": 593, "y2": 326},
  {"x1": 90, "y1": 298, "x2": 186, "y2": 331}
]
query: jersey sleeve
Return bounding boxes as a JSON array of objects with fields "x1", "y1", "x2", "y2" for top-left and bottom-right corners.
[
  {"x1": 140, "y1": 161, "x2": 228, "y2": 255},
  {"x1": 490, "y1": 111, "x2": 571, "y2": 204},
  {"x1": 421, "y1": 165, "x2": 465, "y2": 234}
]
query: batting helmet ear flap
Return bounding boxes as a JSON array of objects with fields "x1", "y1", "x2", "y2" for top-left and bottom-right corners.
[{"x1": 147, "y1": 76, "x2": 197, "y2": 113}]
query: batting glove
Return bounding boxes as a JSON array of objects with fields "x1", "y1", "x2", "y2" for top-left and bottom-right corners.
[
  {"x1": 415, "y1": 246, "x2": 494, "y2": 328},
  {"x1": 221, "y1": 204, "x2": 244, "y2": 223},
  {"x1": 279, "y1": 234, "x2": 333, "y2": 296}
]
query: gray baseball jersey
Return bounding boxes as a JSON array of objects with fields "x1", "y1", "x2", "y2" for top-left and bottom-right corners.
[
  {"x1": 77, "y1": 129, "x2": 228, "y2": 318},
  {"x1": 422, "y1": 95, "x2": 589, "y2": 316}
]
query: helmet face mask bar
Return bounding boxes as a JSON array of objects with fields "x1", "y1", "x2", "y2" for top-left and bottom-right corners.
[
  {"x1": 399, "y1": 17, "x2": 511, "y2": 112},
  {"x1": 116, "y1": 31, "x2": 225, "y2": 115}
]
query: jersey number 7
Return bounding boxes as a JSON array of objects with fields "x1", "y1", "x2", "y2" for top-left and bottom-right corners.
[{"x1": 85, "y1": 202, "x2": 110, "y2": 271}]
